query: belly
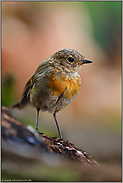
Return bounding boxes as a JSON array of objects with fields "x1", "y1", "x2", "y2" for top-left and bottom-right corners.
[{"x1": 30, "y1": 73, "x2": 81, "y2": 113}]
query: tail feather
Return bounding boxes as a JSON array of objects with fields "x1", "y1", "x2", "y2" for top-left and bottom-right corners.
[
  {"x1": 12, "y1": 102, "x2": 26, "y2": 109},
  {"x1": 12, "y1": 95, "x2": 29, "y2": 109},
  {"x1": 12, "y1": 103, "x2": 21, "y2": 108},
  {"x1": 12, "y1": 75, "x2": 33, "y2": 109}
]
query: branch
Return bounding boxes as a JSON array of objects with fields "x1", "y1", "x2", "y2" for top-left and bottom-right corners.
[{"x1": 2, "y1": 106, "x2": 99, "y2": 166}]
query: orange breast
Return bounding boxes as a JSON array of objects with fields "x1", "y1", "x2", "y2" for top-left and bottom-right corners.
[
  {"x1": 65, "y1": 78, "x2": 80, "y2": 100},
  {"x1": 46, "y1": 74, "x2": 81, "y2": 99},
  {"x1": 46, "y1": 74, "x2": 68, "y2": 96}
]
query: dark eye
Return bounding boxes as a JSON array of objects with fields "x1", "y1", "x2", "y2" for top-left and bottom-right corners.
[{"x1": 68, "y1": 57, "x2": 74, "y2": 62}]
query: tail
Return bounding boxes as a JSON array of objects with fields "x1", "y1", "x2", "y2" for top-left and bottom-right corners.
[
  {"x1": 12, "y1": 103, "x2": 21, "y2": 108},
  {"x1": 12, "y1": 74, "x2": 34, "y2": 109},
  {"x1": 12, "y1": 95, "x2": 29, "y2": 109}
]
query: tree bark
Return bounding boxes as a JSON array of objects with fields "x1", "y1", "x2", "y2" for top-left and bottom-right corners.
[{"x1": 2, "y1": 106, "x2": 99, "y2": 166}]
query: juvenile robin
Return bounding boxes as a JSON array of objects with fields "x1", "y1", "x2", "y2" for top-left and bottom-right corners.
[{"x1": 13, "y1": 49, "x2": 92, "y2": 139}]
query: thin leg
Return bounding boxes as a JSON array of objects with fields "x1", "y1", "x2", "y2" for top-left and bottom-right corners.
[
  {"x1": 36, "y1": 108, "x2": 40, "y2": 132},
  {"x1": 53, "y1": 112, "x2": 63, "y2": 139}
]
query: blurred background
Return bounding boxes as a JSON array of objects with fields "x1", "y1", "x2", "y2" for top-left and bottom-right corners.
[{"x1": 1, "y1": 1, "x2": 121, "y2": 181}]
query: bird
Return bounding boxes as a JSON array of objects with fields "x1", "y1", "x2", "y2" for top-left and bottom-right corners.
[{"x1": 13, "y1": 48, "x2": 92, "y2": 139}]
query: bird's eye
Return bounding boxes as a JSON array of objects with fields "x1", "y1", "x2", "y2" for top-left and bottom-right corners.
[{"x1": 68, "y1": 57, "x2": 74, "y2": 62}]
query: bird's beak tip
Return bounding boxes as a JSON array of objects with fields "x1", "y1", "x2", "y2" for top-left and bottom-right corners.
[{"x1": 83, "y1": 59, "x2": 93, "y2": 64}]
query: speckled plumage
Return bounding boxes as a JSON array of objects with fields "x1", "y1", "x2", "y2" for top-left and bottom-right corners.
[{"x1": 13, "y1": 49, "x2": 92, "y2": 139}]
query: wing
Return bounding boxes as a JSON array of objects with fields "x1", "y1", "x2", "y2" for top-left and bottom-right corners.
[{"x1": 13, "y1": 60, "x2": 50, "y2": 109}]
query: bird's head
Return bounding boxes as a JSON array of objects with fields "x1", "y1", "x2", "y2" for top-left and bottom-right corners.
[{"x1": 51, "y1": 48, "x2": 92, "y2": 72}]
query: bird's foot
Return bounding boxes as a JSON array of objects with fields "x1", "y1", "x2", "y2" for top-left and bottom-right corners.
[{"x1": 35, "y1": 128, "x2": 44, "y2": 135}]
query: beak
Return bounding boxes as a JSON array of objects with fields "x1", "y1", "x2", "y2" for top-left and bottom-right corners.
[{"x1": 83, "y1": 59, "x2": 93, "y2": 64}]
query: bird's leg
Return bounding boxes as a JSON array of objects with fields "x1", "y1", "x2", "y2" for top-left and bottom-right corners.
[
  {"x1": 53, "y1": 112, "x2": 63, "y2": 139},
  {"x1": 35, "y1": 108, "x2": 44, "y2": 134},
  {"x1": 36, "y1": 108, "x2": 40, "y2": 132}
]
